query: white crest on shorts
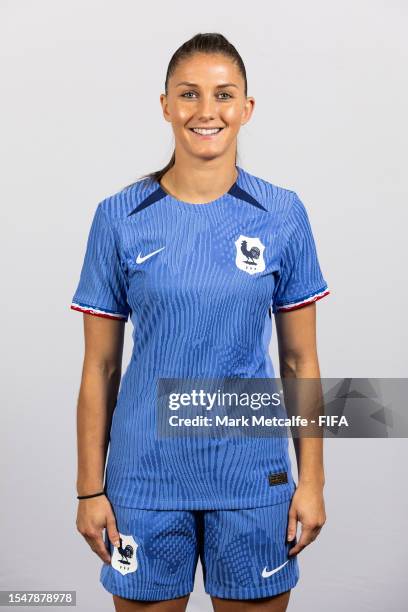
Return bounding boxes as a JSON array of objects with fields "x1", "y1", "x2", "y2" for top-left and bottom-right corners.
[
  {"x1": 111, "y1": 533, "x2": 138, "y2": 575},
  {"x1": 235, "y1": 235, "x2": 265, "y2": 274}
]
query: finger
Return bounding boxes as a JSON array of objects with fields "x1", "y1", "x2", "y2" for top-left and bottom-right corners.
[
  {"x1": 83, "y1": 532, "x2": 112, "y2": 564},
  {"x1": 287, "y1": 510, "x2": 298, "y2": 542},
  {"x1": 106, "y1": 517, "x2": 121, "y2": 549},
  {"x1": 288, "y1": 525, "x2": 314, "y2": 556}
]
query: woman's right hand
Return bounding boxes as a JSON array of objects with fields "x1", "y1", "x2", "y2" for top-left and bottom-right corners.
[{"x1": 76, "y1": 495, "x2": 121, "y2": 564}]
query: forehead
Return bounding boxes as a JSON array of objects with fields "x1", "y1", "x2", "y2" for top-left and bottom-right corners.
[{"x1": 169, "y1": 53, "x2": 243, "y2": 86}]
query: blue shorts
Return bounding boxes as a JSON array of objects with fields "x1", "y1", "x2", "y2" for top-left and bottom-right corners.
[{"x1": 100, "y1": 498, "x2": 299, "y2": 601}]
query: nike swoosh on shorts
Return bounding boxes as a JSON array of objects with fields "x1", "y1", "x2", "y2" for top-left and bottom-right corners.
[{"x1": 261, "y1": 560, "x2": 289, "y2": 578}]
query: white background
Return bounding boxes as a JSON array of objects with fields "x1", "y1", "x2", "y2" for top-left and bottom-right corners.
[{"x1": 1, "y1": 1, "x2": 407, "y2": 610}]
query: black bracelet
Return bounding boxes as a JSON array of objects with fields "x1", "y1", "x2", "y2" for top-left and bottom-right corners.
[{"x1": 77, "y1": 490, "x2": 106, "y2": 500}]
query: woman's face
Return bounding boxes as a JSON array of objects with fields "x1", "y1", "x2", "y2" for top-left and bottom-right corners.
[{"x1": 160, "y1": 53, "x2": 254, "y2": 162}]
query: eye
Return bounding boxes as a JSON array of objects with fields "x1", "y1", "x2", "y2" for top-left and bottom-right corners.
[{"x1": 180, "y1": 91, "x2": 233, "y2": 100}]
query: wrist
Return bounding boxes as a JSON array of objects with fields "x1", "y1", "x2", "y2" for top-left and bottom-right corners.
[
  {"x1": 298, "y1": 476, "x2": 325, "y2": 488},
  {"x1": 77, "y1": 489, "x2": 106, "y2": 500},
  {"x1": 76, "y1": 481, "x2": 104, "y2": 497}
]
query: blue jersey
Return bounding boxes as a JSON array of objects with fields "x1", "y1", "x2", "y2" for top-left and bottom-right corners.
[{"x1": 71, "y1": 166, "x2": 330, "y2": 509}]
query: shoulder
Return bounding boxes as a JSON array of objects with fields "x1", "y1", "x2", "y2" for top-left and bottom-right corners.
[
  {"x1": 239, "y1": 168, "x2": 313, "y2": 249},
  {"x1": 238, "y1": 166, "x2": 301, "y2": 219},
  {"x1": 97, "y1": 176, "x2": 157, "y2": 224}
]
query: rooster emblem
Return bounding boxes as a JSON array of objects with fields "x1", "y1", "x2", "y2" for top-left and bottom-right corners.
[
  {"x1": 235, "y1": 235, "x2": 266, "y2": 274},
  {"x1": 111, "y1": 533, "x2": 139, "y2": 575}
]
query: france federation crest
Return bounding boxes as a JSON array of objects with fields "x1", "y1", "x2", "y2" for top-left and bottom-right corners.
[
  {"x1": 235, "y1": 235, "x2": 266, "y2": 274},
  {"x1": 111, "y1": 533, "x2": 138, "y2": 575}
]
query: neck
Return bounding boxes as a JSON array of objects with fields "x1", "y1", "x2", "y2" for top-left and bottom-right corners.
[{"x1": 160, "y1": 155, "x2": 238, "y2": 204}]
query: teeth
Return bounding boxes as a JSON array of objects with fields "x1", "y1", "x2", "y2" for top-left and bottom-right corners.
[{"x1": 191, "y1": 128, "x2": 222, "y2": 135}]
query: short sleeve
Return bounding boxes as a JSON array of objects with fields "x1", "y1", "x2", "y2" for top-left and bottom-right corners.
[
  {"x1": 70, "y1": 203, "x2": 130, "y2": 321},
  {"x1": 272, "y1": 193, "x2": 330, "y2": 313}
]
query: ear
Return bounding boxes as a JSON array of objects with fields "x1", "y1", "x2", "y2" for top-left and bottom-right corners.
[
  {"x1": 241, "y1": 96, "x2": 255, "y2": 126},
  {"x1": 160, "y1": 93, "x2": 172, "y2": 123}
]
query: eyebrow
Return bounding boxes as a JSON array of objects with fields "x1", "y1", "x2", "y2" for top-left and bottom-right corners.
[{"x1": 175, "y1": 81, "x2": 239, "y2": 89}]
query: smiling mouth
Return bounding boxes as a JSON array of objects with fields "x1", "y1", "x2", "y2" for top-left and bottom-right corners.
[{"x1": 189, "y1": 127, "x2": 225, "y2": 136}]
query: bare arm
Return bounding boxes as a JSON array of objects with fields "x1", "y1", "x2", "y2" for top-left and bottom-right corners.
[
  {"x1": 275, "y1": 302, "x2": 325, "y2": 486},
  {"x1": 274, "y1": 302, "x2": 326, "y2": 555},
  {"x1": 76, "y1": 314, "x2": 125, "y2": 496},
  {"x1": 75, "y1": 314, "x2": 124, "y2": 564}
]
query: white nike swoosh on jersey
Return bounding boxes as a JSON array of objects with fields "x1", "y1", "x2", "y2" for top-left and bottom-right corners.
[
  {"x1": 261, "y1": 560, "x2": 289, "y2": 578},
  {"x1": 136, "y1": 247, "x2": 165, "y2": 264}
]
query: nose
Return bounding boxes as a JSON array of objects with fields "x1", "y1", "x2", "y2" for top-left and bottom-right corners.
[{"x1": 196, "y1": 93, "x2": 217, "y2": 120}]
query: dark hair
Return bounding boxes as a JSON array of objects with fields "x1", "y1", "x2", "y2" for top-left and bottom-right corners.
[{"x1": 126, "y1": 33, "x2": 247, "y2": 189}]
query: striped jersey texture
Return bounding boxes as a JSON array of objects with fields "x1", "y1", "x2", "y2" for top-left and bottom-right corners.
[{"x1": 71, "y1": 165, "x2": 330, "y2": 509}]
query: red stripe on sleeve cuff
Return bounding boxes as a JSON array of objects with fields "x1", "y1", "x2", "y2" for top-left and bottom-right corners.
[
  {"x1": 70, "y1": 303, "x2": 128, "y2": 320},
  {"x1": 276, "y1": 289, "x2": 330, "y2": 312}
]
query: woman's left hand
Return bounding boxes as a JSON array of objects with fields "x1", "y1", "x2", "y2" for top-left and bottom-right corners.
[{"x1": 287, "y1": 481, "x2": 326, "y2": 556}]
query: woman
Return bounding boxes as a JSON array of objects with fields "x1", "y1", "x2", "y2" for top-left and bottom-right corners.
[{"x1": 72, "y1": 32, "x2": 329, "y2": 612}]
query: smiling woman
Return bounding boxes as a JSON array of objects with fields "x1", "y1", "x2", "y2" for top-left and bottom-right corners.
[
  {"x1": 132, "y1": 33, "x2": 254, "y2": 203},
  {"x1": 158, "y1": 58, "x2": 252, "y2": 204},
  {"x1": 72, "y1": 32, "x2": 329, "y2": 612}
]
